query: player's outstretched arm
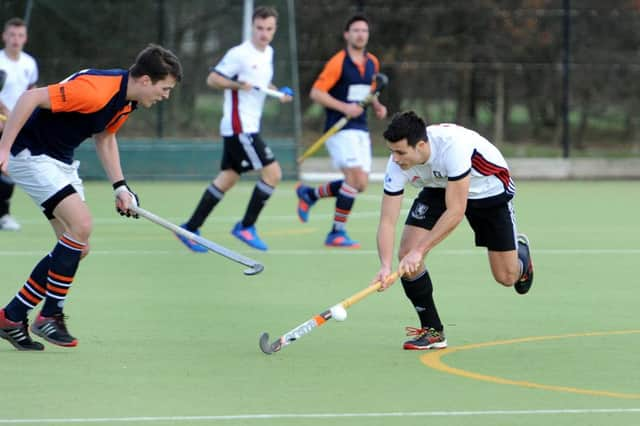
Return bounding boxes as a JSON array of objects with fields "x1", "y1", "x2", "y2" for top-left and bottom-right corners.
[
  {"x1": 94, "y1": 131, "x2": 139, "y2": 218},
  {"x1": 376, "y1": 193, "x2": 403, "y2": 290}
]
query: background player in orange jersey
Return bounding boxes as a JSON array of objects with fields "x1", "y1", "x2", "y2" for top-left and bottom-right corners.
[
  {"x1": 296, "y1": 14, "x2": 387, "y2": 248},
  {"x1": 0, "y1": 44, "x2": 182, "y2": 351}
]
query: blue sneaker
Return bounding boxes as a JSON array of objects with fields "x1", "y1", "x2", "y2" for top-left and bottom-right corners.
[
  {"x1": 231, "y1": 222, "x2": 268, "y2": 251},
  {"x1": 325, "y1": 230, "x2": 361, "y2": 248},
  {"x1": 296, "y1": 183, "x2": 316, "y2": 223},
  {"x1": 175, "y1": 224, "x2": 208, "y2": 253}
]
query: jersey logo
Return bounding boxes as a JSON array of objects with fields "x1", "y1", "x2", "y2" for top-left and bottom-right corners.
[
  {"x1": 433, "y1": 170, "x2": 444, "y2": 179},
  {"x1": 410, "y1": 202, "x2": 429, "y2": 220}
]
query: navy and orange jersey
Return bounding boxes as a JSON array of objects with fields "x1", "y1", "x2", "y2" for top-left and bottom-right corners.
[
  {"x1": 11, "y1": 69, "x2": 137, "y2": 164},
  {"x1": 312, "y1": 49, "x2": 380, "y2": 132}
]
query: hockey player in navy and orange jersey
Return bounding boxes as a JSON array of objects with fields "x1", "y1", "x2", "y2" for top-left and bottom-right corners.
[
  {"x1": 0, "y1": 44, "x2": 182, "y2": 351},
  {"x1": 296, "y1": 14, "x2": 387, "y2": 248}
]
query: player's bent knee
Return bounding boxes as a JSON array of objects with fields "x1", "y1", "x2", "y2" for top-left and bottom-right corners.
[{"x1": 493, "y1": 270, "x2": 518, "y2": 287}]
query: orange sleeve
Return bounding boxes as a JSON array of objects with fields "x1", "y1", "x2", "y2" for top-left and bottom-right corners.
[
  {"x1": 368, "y1": 53, "x2": 381, "y2": 73},
  {"x1": 48, "y1": 74, "x2": 122, "y2": 114},
  {"x1": 367, "y1": 53, "x2": 381, "y2": 90},
  {"x1": 105, "y1": 104, "x2": 134, "y2": 134},
  {"x1": 312, "y1": 51, "x2": 346, "y2": 92}
]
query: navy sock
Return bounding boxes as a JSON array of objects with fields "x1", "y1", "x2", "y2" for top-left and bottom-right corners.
[
  {"x1": 401, "y1": 270, "x2": 443, "y2": 331},
  {"x1": 186, "y1": 184, "x2": 224, "y2": 231},
  {"x1": 332, "y1": 182, "x2": 357, "y2": 233},
  {"x1": 241, "y1": 179, "x2": 274, "y2": 227},
  {"x1": 4, "y1": 254, "x2": 50, "y2": 322},
  {"x1": 41, "y1": 234, "x2": 85, "y2": 317},
  {"x1": 311, "y1": 180, "x2": 343, "y2": 202}
]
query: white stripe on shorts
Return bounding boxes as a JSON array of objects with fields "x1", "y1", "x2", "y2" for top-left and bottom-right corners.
[{"x1": 238, "y1": 133, "x2": 263, "y2": 170}]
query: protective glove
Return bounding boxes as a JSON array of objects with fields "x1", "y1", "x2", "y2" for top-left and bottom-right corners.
[{"x1": 113, "y1": 179, "x2": 139, "y2": 218}]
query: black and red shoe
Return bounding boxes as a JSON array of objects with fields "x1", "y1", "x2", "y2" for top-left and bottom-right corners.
[
  {"x1": 515, "y1": 234, "x2": 534, "y2": 295},
  {"x1": 31, "y1": 312, "x2": 78, "y2": 347},
  {"x1": 0, "y1": 308, "x2": 44, "y2": 351},
  {"x1": 403, "y1": 326, "x2": 447, "y2": 350}
]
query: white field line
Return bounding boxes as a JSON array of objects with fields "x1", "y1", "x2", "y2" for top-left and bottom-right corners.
[
  {"x1": 1, "y1": 248, "x2": 640, "y2": 257},
  {"x1": 0, "y1": 248, "x2": 640, "y2": 257},
  {"x1": 2, "y1": 408, "x2": 640, "y2": 424}
]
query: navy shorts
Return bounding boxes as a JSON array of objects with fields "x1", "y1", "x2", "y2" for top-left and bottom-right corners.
[{"x1": 405, "y1": 188, "x2": 517, "y2": 252}]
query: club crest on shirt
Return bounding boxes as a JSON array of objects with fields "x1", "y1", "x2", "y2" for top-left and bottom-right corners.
[
  {"x1": 433, "y1": 170, "x2": 444, "y2": 178},
  {"x1": 410, "y1": 202, "x2": 429, "y2": 220}
]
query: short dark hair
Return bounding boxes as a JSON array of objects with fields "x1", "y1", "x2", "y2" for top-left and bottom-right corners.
[
  {"x1": 129, "y1": 44, "x2": 182, "y2": 83},
  {"x1": 383, "y1": 111, "x2": 428, "y2": 147},
  {"x1": 253, "y1": 6, "x2": 278, "y2": 22},
  {"x1": 344, "y1": 14, "x2": 369, "y2": 32},
  {"x1": 4, "y1": 17, "x2": 26, "y2": 31}
]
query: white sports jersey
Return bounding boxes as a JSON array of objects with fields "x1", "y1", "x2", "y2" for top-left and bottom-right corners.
[
  {"x1": 214, "y1": 41, "x2": 274, "y2": 136},
  {"x1": 0, "y1": 49, "x2": 38, "y2": 110},
  {"x1": 383, "y1": 124, "x2": 515, "y2": 200}
]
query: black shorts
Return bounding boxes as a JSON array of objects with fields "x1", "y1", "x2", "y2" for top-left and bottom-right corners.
[
  {"x1": 405, "y1": 187, "x2": 517, "y2": 251},
  {"x1": 221, "y1": 133, "x2": 276, "y2": 174}
]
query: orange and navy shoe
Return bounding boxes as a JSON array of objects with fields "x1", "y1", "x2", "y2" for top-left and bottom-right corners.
[
  {"x1": 231, "y1": 222, "x2": 268, "y2": 251},
  {"x1": 324, "y1": 230, "x2": 361, "y2": 249},
  {"x1": 403, "y1": 326, "x2": 447, "y2": 350},
  {"x1": 514, "y1": 233, "x2": 534, "y2": 295},
  {"x1": 295, "y1": 183, "x2": 316, "y2": 223},
  {"x1": 0, "y1": 308, "x2": 44, "y2": 351},
  {"x1": 175, "y1": 223, "x2": 208, "y2": 253},
  {"x1": 31, "y1": 312, "x2": 77, "y2": 347}
]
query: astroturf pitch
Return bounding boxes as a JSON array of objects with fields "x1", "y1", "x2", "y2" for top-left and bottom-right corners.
[{"x1": 1, "y1": 180, "x2": 639, "y2": 426}]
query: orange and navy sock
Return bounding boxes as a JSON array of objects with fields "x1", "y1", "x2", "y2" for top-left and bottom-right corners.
[
  {"x1": 186, "y1": 183, "x2": 224, "y2": 231},
  {"x1": 41, "y1": 234, "x2": 85, "y2": 317},
  {"x1": 332, "y1": 182, "x2": 357, "y2": 233},
  {"x1": 4, "y1": 254, "x2": 51, "y2": 322},
  {"x1": 311, "y1": 180, "x2": 343, "y2": 202},
  {"x1": 241, "y1": 179, "x2": 274, "y2": 227}
]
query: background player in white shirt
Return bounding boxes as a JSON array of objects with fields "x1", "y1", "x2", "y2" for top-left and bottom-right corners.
[
  {"x1": 373, "y1": 111, "x2": 534, "y2": 350},
  {"x1": 0, "y1": 17, "x2": 38, "y2": 231},
  {"x1": 176, "y1": 6, "x2": 292, "y2": 252}
]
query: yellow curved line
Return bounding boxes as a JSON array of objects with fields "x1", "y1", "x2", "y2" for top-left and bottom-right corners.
[{"x1": 420, "y1": 330, "x2": 640, "y2": 399}]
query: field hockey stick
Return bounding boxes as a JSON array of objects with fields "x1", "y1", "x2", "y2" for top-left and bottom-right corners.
[
  {"x1": 0, "y1": 71, "x2": 6, "y2": 121},
  {"x1": 259, "y1": 270, "x2": 400, "y2": 354},
  {"x1": 253, "y1": 85, "x2": 293, "y2": 100},
  {"x1": 131, "y1": 205, "x2": 264, "y2": 276},
  {"x1": 296, "y1": 72, "x2": 389, "y2": 165}
]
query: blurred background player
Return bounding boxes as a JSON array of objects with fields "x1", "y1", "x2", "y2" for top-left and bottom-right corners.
[
  {"x1": 0, "y1": 44, "x2": 182, "y2": 351},
  {"x1": 296, "y1": 14, "x2": 387, "y2": 248},
  {"x1": 176, "y1": 6, "x2": 292, "y2": 253},
  {"x1": 374, "y1": 111, "x2": 534, "y2": 350},
  {"x1": 0, "y1": 17, "x2": 38, "y2": 231}
]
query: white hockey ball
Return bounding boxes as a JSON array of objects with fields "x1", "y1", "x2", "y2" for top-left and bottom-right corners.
[{"x1": 330, "y1": 304, "x2": 348, "y2": 321}]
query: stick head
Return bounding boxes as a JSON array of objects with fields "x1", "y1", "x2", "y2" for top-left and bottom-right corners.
[
  {"x1": 260, "y1": 333, "x2": 280, "y2": 355},
  {"x1": 244, "y1": 263, "x2": 264, "y2": 276},
  {"x1": 373, "y1": 73, "x2": 389, "y2": 95}
]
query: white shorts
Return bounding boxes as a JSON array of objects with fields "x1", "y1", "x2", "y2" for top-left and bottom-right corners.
[
  {"x1": 325, "y1": 129, "x2": 372, "y2": 173},
  {"x1": 8, "y1": 149, "x2": 85, "y2": 209}
]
